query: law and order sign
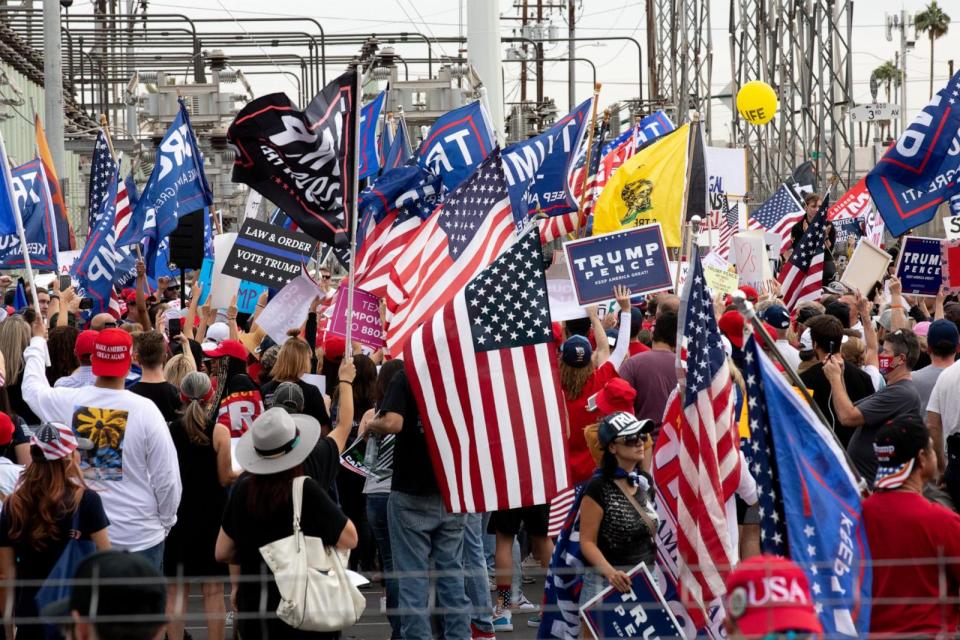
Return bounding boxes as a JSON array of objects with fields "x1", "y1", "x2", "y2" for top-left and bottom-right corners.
[
  {"x1": 223, "y1": 218, "x2": 316, "y2": 288},
  {"x1": 564, "y1": 224, "x2": 672, "y2": 305}
]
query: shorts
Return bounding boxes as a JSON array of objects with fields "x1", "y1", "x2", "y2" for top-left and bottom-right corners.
[{"x1": 486, "y1": 504, "x2": 550, "y2": 538}]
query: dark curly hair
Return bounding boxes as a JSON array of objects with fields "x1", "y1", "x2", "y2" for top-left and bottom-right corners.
[{"x1": 46, "y1": 325, "x2": 80, "y2": 385}]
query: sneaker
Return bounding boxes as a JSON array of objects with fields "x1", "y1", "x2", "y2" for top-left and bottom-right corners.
[
  {"x1": 526, "y1": 614, "x2": 541, "y2": 628},
  {"x1": 510, "y1": 592, "x2": 538, "y2": 612},
  {"x1": 471, "y1": 622, "x2": 497, "y2": 639},
  {"x1": 492, "y1": 606, "x2": 513, "y2": 632},
  {"x1": 521, "y1": 553, "x2": 540, "y2": 569},
  {"x1": 521, "y1": 573, "x2": 536, "y2": 585}
]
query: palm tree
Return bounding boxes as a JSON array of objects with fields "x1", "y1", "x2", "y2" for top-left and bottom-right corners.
[
  {"x1": 871, "y1": 61, "x2": 902, "y2": 141},
  {"x1": 915, "y1": 1, "x2": 951, "y2": 98}
]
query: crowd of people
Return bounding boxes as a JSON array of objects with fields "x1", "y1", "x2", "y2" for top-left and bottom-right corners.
[{"x1": 0, "y1": 229, "x2": 954, "y2": 640}]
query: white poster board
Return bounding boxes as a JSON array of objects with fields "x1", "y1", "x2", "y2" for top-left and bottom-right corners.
[
  {"x1": 732, "y1": 232, "x2": 771, "y2": 285},
  {"x1": 945, "y1": 214, "x2": 960, "y2": 241},
  {"x1": 257, "y1": 270, "x2": 324, "y2": 344},
  {"x1": 706, "y1": 147, "x2": 748, "y2": 197},
  {"x1": 546, "y1": 254, "x2": 588, "y2": 321},
  {"x1": 209, "y1": 233, "x2": 241, "y2": 309},
  {"x1": 841, "y1": 239, "x2": 890, "y2": 295}
]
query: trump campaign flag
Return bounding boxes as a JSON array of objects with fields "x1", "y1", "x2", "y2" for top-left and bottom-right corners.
[
  {"x1": 1, "y1": 160, "x2": 59, "y2": 270},
  {"x1": 358, "y1": 90, "x2": 386, "y2": 179},
  {"x1": 72, "y1": 168, "x2": 123, "y2": 314},
  {"x1": 501, "y1": 98, "x2": 591, "y2": 220},
  {"x1": 382, "y1": 115, "x2": 412, "y2": 171},
  {"x1": 417, "y1": 100, "x2": 495, "y2": 193},
  {"x1": 866, "y1": 70, "x2": 960, "y2": 237},
  {"x1": 742, "y1": 333, "x2": 871, "y2": 636}
]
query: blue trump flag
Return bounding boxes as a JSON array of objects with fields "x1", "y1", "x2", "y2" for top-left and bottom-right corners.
[
  {"x1": 0, "y1": 136, "x2": 21, "y2": 238},
  {"x1": 116, "y1": 99, "x2": 213, "y2": 251},
  {"x1": 742, "y1": 333, "x2": 871, "y2": 637},
  {"x1": 382, "y1": 116, "x2": 412, "y2": 171},
  {"x1": 866, "y1": 70, "x2": 960, "y2": 237},
  {"x1": 358, "y1": 91, "x2": 386, "y2": 180},
  {"x1": 72, "y1": 168, "x2": 122, "y2": 314},
  {"x1": 599, "y1": 110, "x2": 676, "y2": 158},
  {"x1": 2, "y1": 160, "x2": 58, "y2": 270},
  {"x1": 502, "y1": 98, "x2": 591, "y2": 220},
  {"x1": 417, "y1": 100, "x2": 494, "y2": 192}
]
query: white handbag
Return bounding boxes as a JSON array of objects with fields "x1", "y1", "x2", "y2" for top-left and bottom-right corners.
[{"x1": 258, "y1": 476, "x2": 366, "y2": 632}]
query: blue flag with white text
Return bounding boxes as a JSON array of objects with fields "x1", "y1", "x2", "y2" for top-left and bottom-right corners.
[
  {"x1": 743, "y1": 334, "x2": 871, "y2": 637},
  {"x1": 116, "y1": 99, "x2": 213, "y2": 249},
  {"x1": 0, "y1": 144, "x2": 20, "y2": 238},
  {"x1": 866, "y1": 71, "x2": 960, "y2": 237},
  {"x1": 382, "y1": 116, "x2": 412, "y2": 171},
  {"x1": 417, "y1": 100, "x2": 494, "y2": 193},
  {"x1": 2, "y1": 160, "x2": 58, "y2": 270},
  {"x1": 72, "y1": 168, "x2": 122, "y2": 314},
  {"x1": 358, "y1": 91, "x2": 386, "y2": 180},
  {"x1": 502, "y1": 98, "x2": 591, "y2": 220}
]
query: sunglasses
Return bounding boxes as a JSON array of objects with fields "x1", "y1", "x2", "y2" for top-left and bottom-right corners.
[
  {"x1": 320, "y1": 274, "x2": 331, "y2": 281},
  {"x1": 616, "y1": 433, "x2": 645, "y2": 447}
]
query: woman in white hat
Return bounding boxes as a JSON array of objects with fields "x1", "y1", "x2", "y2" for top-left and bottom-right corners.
[{"x1": 215, "y1": 361, "x2": 358, "y2": 639}]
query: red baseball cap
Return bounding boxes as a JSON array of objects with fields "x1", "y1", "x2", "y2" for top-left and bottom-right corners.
[
  {"x1": 589, "y1": 378, "x2": 636, "y2": 414},
  {"x1": 91, "y1": 329, "x2": 133, "y2": 377},
  {"x1": 718, "y1": 311, "x2": 776, "y2": 350},
  {"x1": 0, "y1": 413, "x2": 15, "y2": 446},
  {"x1": 206, "y1": 339, "x2": 249, "y2": 361},
  {"x1": 75, "y1": 330, "x2": 100, "y2": 358},
  {"x1": 323, "y1": 334, "x2": 346, "y2": 360},
  {"x1": 724, "y1": 555, "x2": 822, "y2": 637}
]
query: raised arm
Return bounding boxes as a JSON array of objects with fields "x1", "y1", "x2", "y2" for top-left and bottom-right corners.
[
  {"x1": 135, "y1": 259, "x2": 152, "y2": 331},
  {"x1": 325, "y1": 358, "x2": 356, "y2": 454},
  {"x1": 607, "y1": 285, "x2": 633, "y2": 371}
]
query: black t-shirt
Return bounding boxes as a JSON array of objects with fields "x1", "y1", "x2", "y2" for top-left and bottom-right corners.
[
  {"x1": 800, "y1": 361, "x2": 874, "y2": 447},
  {"x1": 7, "y1": 378, "x2": 39, "y2": 427},
  {"x1": 2, "y1": 415, "x2": 29, "y2": 465},
  {"x1": 381, "y1": 370, "x2": 438, "y2": 496},
  {"x1": 583, "y1": 476, "x2": 657, "y2": 569},
  {"x1": 261, "y1": 379, "x2": 332, "y2": 430},
  {"x1": 302, "y1": 437, "x2": 341, "y2": 493},
  {"x1": 130, "y1": 381, "x2": 181, "y2": 423},
  {"x1": 221, "y1": 475, "x2": 347, "y2": 635}
]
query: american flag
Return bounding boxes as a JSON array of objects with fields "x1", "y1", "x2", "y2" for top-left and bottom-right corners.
[
  {"x1": 386, "y1": 149, "x2": 516, "y2": 352},
  {"x1": 88, "y1": 130, "x2": 116, "y2": 228},
  {"x1": 114, "y1": 171, "x2": 133, "y2": 240},
  {"x1": 356, "y1": 207, "x2": 424, "y2": 299},
  {"x1": 567, "y1": 119, "x2": 608, "y2": 224},
  {"x1": 714, "y1": 195, "x2": 739, "y2": 260},
  {"x1": 673, "y1": 250, "x2": 740, "y2": 619},
  {"x1": 778, "y1": 197, "x2": 829, "y2": 310},
  {"x1": 747, "y1": 184, "x2": 805, "y2": 253},
  {"x1": 404, "y1": 230, "x2": 568, "y2": 512},
  {"x1": 31, "y1": 422, "x2": 78, "y2": 460}
]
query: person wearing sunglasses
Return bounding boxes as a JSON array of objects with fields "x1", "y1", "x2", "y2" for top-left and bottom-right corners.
[{"x1": 578, "y1": 412, "x2": 658, "y2": 603}]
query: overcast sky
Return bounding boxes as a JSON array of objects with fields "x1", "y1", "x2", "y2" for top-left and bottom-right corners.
[{"x1": 67, "y1": 0, "x2": 959, "y2": 130}]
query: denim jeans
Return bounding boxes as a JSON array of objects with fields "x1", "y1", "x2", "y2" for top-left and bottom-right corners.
[
  {"x1": 367, "y1": 492, "x2": 401, "y2": 639},
  {"x1": 132, "y1": 541, "x2": 164, "y2": 573},
  {"x1": 463, "y1": 514, "x2": 494, "y2": 632},
  {"x1": 388, "y1": 491, "x2": 470, "y2": 639}
]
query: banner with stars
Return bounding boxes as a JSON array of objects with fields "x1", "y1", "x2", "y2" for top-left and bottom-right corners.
[{"x1": 222, "y1": 218, "x2": 317, "y2": 288}]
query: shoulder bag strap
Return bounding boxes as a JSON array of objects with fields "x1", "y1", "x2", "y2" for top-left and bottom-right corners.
[{"x1": 292, "y1": 476, "x2": 306, "y2": 534}]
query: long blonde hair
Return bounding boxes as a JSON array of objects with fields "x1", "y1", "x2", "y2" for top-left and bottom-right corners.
[
  {"x1": 164, "y1": 353, "x2": 197, "y2": 388},
  {"x1": 0, "y1": 317, "x2": 30, "y2": 385},
  {"x1": 271, "y1": 339, "x2": 312, "y2": 382}
]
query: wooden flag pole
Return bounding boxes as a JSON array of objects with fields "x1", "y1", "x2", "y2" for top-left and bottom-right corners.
[
  {"x1": 100, "y1": 113, "x2": 144, "y2": 262},
  {"x1": 574, "y1": 85, "x2": 603, "y2": 236}
]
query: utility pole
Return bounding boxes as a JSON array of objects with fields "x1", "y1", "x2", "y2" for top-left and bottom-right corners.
[
  {"x1": 886, "y1": 11, "x2": 912, "y2": 135},
  {"x1": 536, "y1": 0, "x2": 544, "y2": 106},
  {"x1": 42, "y1": 0, "x2": 66, "y2": 177},
  {"x1": 567, "y1": 0, "x2": 575, "y2": 111},
  {"x1": 520, "y1": 0, "x2": 528, "y2": 103}
]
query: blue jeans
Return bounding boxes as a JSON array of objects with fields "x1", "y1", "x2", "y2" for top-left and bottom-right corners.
[
  {"x1": 463, "y1": 514, "x2": 494, "y2": 632},
  {"x1": 367, "y1": 492, "x2": 401, "y2": 639},
  {"x1": 132, "y1": 541, "x2": 164, "y2": 573},
  {"x1": 388, "y1": 491, "x2": 470, "y2": 639}
]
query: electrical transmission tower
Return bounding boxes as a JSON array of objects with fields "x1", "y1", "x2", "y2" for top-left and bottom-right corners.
[{"x1": 652, "y1": 0, "x2": 713, "y2": 128}]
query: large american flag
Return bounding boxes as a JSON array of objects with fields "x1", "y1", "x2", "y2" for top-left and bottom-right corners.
[
  {"x1": 747, "y1": 184, "x2": 805, "y2": 253},
  {"x1": 404, "y1": 230, "x2": 569, "y2": 512},
  {"x1": 88, "y1": 130, "x2": 116, "y2": 228},
  {"x1": 714, "y1": 195, "x2": 739, "y2": 260},
  {"x1": 567, "y1": 119, "x2": 608, "y2": 225},
  {"x1": 386, "y1": 150, "x2": 516, "y2": 352},
  {"x1": 356, "y1": 208, "x2": 424, "y2": 299},
  {"x1": 673, "y1": 250, "x2": 740, "y2": 619},
  {"x1": 778, "y1": 197, "x2": 829, "y2": 310}
]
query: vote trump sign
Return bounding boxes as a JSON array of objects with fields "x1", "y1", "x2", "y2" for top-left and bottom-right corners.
[{"x1": 564, "y1": 224, "x2": 672, "y2": 305}]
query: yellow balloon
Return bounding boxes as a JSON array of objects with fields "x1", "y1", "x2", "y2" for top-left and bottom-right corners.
[{"x1": 736, "y1": 81, "x2": 778, "y2": 125}]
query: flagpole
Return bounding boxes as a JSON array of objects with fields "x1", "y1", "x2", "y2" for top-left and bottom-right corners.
[
  {"x1": 345, "y1": 63, "x2": 369, "y2": 356},
  {"x1": 574, "y1": 85, "x2": 603, "y2": 236},
  {"x1": 0, "y1": 133, "x2": 42, "y2": 324},
  {"x1": 100, "y1": 113, "x2": 144, "y2": 264}
]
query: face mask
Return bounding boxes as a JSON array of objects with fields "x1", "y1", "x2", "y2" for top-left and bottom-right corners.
[{"x1": 878, "y1": 354, "x2": 897, "y2": 375}]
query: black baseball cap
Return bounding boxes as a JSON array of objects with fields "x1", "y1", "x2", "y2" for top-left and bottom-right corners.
[
  {"x1": 41, "y1": 551, "x2": 167, "y2": 627},
  {"x1": 873, "y1": 415, "x2": 929, "y2": 490}
]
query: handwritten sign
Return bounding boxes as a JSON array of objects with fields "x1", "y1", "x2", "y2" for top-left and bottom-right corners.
[
  {"x1": 896, "y1": 236, "x2": 942, "y2": 296},
  {"x1": 564, "y1": 224, "x2": 672, "y2": 305},
  {"x1": 704, "y1": 265, "x2": 739, "y2": 296},
  {"x1": 329, "y1": 285, "x2": 386, "y2": 348},
  {"x1": 732, "y1": 232, "x2": 771, "y2": 285},
  {"x1": 579, "y1": 562, "x2": 684, "y2": 640},
  {"x1": 257, "y1": 270, "x2": 324, "y2": 344}
]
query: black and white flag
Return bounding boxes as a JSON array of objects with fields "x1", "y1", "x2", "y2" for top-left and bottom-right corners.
[{"x1": 228, "y1": 70, "x2": 358, "y2": 246}]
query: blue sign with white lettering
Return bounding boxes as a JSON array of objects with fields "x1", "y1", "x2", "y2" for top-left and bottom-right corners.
[
  {"x1": 580, "y1": 563, "x2": 684, "y2": 640},
  {"x1": 564, "y1": 224, "x2": 672, "y2": 305},
  {"x1": 896, "y1": 236, "x2": 943, "y2": 296},
  {"x1": 417, "y1": 100, "x2": 494, "y2": 192}
]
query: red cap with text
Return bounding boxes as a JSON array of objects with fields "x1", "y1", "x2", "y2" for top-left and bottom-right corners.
[
  {"x1": 91, "y1": 328, "x2": 133, "y2": 378},
  {"x1": 724, "y1": 555, "x2": 822, "y2": 637}
]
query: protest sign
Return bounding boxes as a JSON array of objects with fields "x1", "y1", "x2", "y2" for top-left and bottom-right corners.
[
  {"x1": 56, "y1": 250, "x2": 80, "y2": 277},
  {"x1": 340, "y1": 434, "x2": 395, "y2": 480},
  {"x1": 841, "y1": 239, "x2": 890, "y2": 295},
  {"x1": 668, "y1": 261, "x2": 689, "y2": 291},
  {"x1": 706, "y1": 146, "x2": 748, "y2": 198},
  {"x1": 579, "y1": 562, "x2": 684, "y2": 640},
  {"x1": 329, "y1": 285, "x2": 386, "y2": 348},
  {"x1": 564, "y1": 224, "x2": 672, "y2": 305},
  {"x1": 546, "y1": 254, "x2": 588, "y2": 321},
  {"x1": 222, "y1": 218, "x2": 316, "y2": 288},
  {"x1": 941, "y1": 240, "x2": 960, "y2": 291},
  {"x1": 704, "y1": 265, "x2": 739, "y2": 296},
  {"x1": 210, "y1": 233, "x2": 241, "y2": 309},
  {"x1": 827, "y1": 177, "x2": 872, "y2": 221},
  {"x1": 732, "y1": 232, "x2": 771, "y2": 285},
  {"x1": 257, "y1": 269, "x2": 324, "y2": 344},
  {"x1": 896, "y1": 236, "x2": 942, "y2": 296},
  {"x1": 945, "y1": 214, "x2": 960, "y2": 240}
]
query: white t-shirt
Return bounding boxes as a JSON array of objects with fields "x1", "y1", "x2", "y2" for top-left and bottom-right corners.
[
  {"x1": 0, "y1": 457, "x2": 23, "y2": 498},
  {"x1": 21, "y1": 337, "x2": 182, "y2": 551},
  {"x1": 927, "y1": 360, "x2": 960, "y2": 454},
  {"x1": 775, "y1": 339, "x2": 801, "y2": 372}
]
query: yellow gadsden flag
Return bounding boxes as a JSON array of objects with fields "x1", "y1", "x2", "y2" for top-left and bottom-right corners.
[{"x1": 592, "y1": 123, "x2": 690, "y2": 247}]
